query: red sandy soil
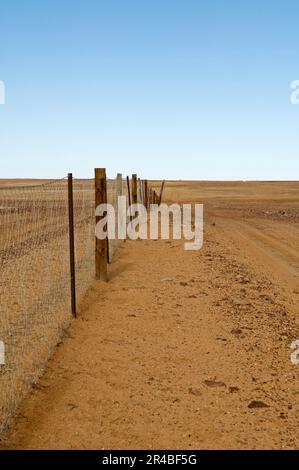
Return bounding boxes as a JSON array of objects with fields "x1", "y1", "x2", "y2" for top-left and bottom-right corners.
[{"x1": 2, "y1": 181, "x2": 299, "y2": 450}]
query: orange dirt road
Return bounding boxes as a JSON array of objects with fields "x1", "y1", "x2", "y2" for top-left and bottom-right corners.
[{"x1": 3, "y1": 181, "x2": 299, "y2": 450}]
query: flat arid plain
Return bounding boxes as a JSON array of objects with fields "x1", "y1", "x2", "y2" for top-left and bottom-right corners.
[{"x1": 2, "y1": 180, "x2": 299, "y2": 450}]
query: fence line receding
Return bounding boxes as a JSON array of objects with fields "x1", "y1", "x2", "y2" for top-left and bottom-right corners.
[{"x1": 0, "y1": 172, "x2": 163, "y2": 436}]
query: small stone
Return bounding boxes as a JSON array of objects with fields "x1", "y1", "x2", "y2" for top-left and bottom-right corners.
[
  {"x1": 67, "y1": 403, "x2": 78, "y2": 411},
  {"x1": 216, "y1": 337, "x2": 227, "y2": 342},
  {"x1": 234, "y1": 298, "x2": 252, "y2": 306},
  {"x1": 248, "y1": 400, "x2": 270, "y2": 409},
  {"x1": 188, "y1": 387, "x2": 202, "y2": 397},
  {"x1": 203, "y1": 380, "x2": 226, "y2": 388},
  {"x1": 231, "y1": 328, "x2": 243, "y2": 337},
  {"x1": 236, "y1": 275, "x2": 250, "y2": 284}
]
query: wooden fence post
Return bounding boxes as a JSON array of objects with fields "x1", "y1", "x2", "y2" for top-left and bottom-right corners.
[
  {"x1": 138, "y1": 178, "x2": 143, "y2": 205},
  {"x1": 142, "y1": 178, "x2": 145, "y2": 205},
  {"x1": 117, "y1": 173, "x2": 123, "y2": 197},
  {"x1": 95, "y1": 168, "x2": 108, "y2": 281},
  {"x1": 132, "y1": 174, "x2": 138, "y2": 205},
  {"x1": 144, "y1": 180, "x2": 148, "y2": 211},
  {"x1": 127, "y1": 176, "x2": 132, "y2": 206},
  {"x1": 159, "y1": 180, "x2": 165, "y2": 205},
  {"x1": 68, "y1": 173, "x2": 77, "y2": 317},
  {"x1": 117, "y1": 172, "x2": 122, "y2": 235},
  {"x1": 127, "y1": 176, "x2": 132, "y2": 222}
]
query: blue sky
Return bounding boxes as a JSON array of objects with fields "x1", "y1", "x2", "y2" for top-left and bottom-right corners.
[{"x1": 0, "y1": 0, "x2": 298, "y2": 179}]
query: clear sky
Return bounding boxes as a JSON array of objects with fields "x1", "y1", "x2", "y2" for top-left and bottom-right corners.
[{"x1": 0, "y1": 0, "x2": 298, "y2": 180}]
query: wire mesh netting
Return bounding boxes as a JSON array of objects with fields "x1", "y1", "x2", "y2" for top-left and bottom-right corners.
[
  {"x1": 72, "y1": 179, "x2": 95, "y2": 300},
  {"x1": 0, "y1": 174, "x2": 139, "y2": 436},
  {"x1": 0, "y1": 178, "x2": 95, "y2": 435}
]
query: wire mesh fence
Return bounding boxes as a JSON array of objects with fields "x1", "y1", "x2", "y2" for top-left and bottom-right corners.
[
  {"x1": 72, "y1": 179, "x2": 95, "y2": 301},
  {"x1": 0, "y1": 172, "x2": 161, "y2": 436},
  {"x1": 0, "y1": 179, "x2": 70, "y2": 435}
]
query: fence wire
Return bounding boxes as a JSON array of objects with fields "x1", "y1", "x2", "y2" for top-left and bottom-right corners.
[
  {"x1": 0, "y1": 178, "x2": 96, "y2": 436},
  {"x1": 0, "y1": 180, "x2": 69, "y2": 435},
  {"x1": 0, "y1": 174, "x2": 140, "y2": 436},
  {"x1": 73, "y1": 179, "x2": 95, "y2": 301}
]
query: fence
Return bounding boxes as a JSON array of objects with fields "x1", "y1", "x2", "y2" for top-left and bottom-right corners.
[{"x1": 0, "y1": 170, "x2": 164, "y2": 436}]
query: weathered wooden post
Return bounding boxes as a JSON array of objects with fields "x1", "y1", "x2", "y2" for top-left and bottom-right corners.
[
  {"x1": 127, "y1": 176, "x2": 132, "y2": 206},
  {"x1": 144, "y1": 180, "x2": 149, "y2": 211},
  {"x1": 144, "y1": 183, "x2": 147, "y2": 206},
  {"x1": 132, "y1": 174, "x2": 138, "y2": 205},
  {"x1": 116, "y1": 173, "x2": 123, "y2": 243},
  {"x1": 95, "y1": 168, "x2": 108, "y2": 281},
  {"x1": 159, "y1": 180, "x2": 165, "y2": 205},
  {"x1": 138, "y1": 178, "x2": 143, "y2": 205},
  {"x1": 117, "y1": 173, "x2": 123, "y2": 197},
  {"x1": 127, "y1": 176, "x2": 132, "y2": 222}
]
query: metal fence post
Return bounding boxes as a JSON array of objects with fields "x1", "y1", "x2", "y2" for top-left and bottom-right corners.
[{"x1": 68, "y1": 173, "x2": 77, "y2": 317}]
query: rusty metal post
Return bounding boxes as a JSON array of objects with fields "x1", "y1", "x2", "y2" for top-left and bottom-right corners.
[{"x1": 68, "y1": 173, "x2": 77, "y2": 317}]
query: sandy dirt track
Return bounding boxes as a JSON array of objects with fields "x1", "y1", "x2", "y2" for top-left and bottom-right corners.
[{"x1": 2, "y1": 181, "x2": 299, "y2": 450}]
